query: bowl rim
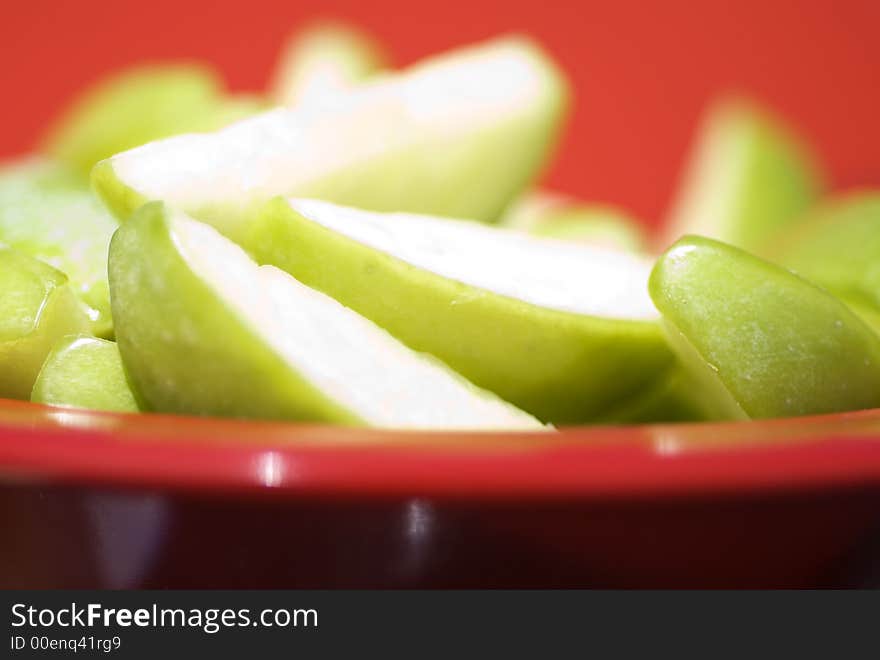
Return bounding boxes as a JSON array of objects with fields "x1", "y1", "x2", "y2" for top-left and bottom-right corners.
[{"x1": 2, "y1": 399, "x2": 880, "y2": 500}]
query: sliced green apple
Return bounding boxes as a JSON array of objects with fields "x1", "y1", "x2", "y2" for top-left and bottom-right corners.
[
  {"x1": 108, "y1": 202, "x2": 541, "y2": 429},
  {"x1": 662, "y1": 97, "x2": 822, "y2": 252},
  {"x1": 0, "y1": 248, "x2": 91, "y2": 399},
  {"x1": 840, "y1": 296, "x2": 880, "y2": 340},
  {"x1": 649, "y1": 235, "x2": 880, "y2": 420},
  {"x1": 93, "y1": 36, "x2": 569, "y2": 241},
  {"x1": 271, "y1": 20, "x2": 388, "y2": 106},
  {"x1": 0, "y1": 157, "x2": 117, "y2": 337},
  {"x1": 45, "y1": 64, "x2": 263, "y2": 177},
  {"x1": 771, "y1": 192, "x2": 880, "y2": 308},
  {"x1": 595, "y1": 367, "x2": 708, "y2": 424},
  {"x1": 31, "y1": 335, "x2": 139, "y2": 413},
  {"x1": 245, "y1": 198, "x2": 673, "y2": 424},
  {"x1": 500, "y1": 190, "x2": 647, "y2": 251}
]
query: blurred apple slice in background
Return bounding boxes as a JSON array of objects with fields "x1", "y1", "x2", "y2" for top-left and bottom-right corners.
[
  {"x1": 0, "y1": 248, "x2": 91, "y2": 399},
  {"x1": 0, "y1": 158, "x2": 117, "y2": 337},
  {"x1": 271, "y1": 20, "x2": 389, "y2": 106},
  {"x1": 649, "y1": 235, "x2": 880, "y2": 420},
  {"x1": 245, "y1": 198, "x2": 672, "y2": 424},
  {"x1": 108, "y1": 202, "x2": 542, "y2": 429},
  {"x1": 771, "y1": 192, "x2": 880, "y2": 308},
  {"x1": 44, "y1": 64, "x2": 263, "y2": 177},
  {"x1": 499, "y1": 190, "x2": 647, "y2": 251},
  {"x1": 93, "y1": 36, "x2": 569, "y2": 241},
  {"x1": 31, "y1": 335, "x2": 139, "y2": 413},
  {"x1": 661, "y1": 97, "x2": 822, "y2": 253}
]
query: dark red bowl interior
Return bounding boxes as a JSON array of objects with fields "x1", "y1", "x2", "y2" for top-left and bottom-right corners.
[{"x1": 2, "y1": 1, "x2": 880, "y2": 588}]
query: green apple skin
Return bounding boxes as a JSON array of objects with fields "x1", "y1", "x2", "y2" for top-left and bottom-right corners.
[
  {"x1": 271, "y1": 20, "x2": 388, "y2": 106},
  {"x1": 244, "y1": 198, "x2": 673, "y2": 424},
  {"x1": 649, "y1": 235, "x2": 880, "y2": 420},
  {"x1": 109, "y1": 202, "x2": 362, "y2": 422},
  {"x1": 500, "y1": 191, "x2": 647, "y2": 252},
  {"x1": 595, "y1": 367, "x2": 708, "y2": 424},
  {"x1": 44, "y1": 65, "x2": 262, "y2": 178},
  {"x1": 771, "y1": 192, "x2": 880, "y2": 309},
  {"x1": 91, "y1": 159, "x2": 149, "y2": 223},
  {"x1": 499, "y1": 191, "x2": 677, "y2": 423},
  {"x1": 31, "y1": 335, "x2": 140, "y2": 413},
  {"x1": 92, "y1": 36, "x2": 570, "y2": 242},
  {"x1": 662, "y1": 97, "x2": 822, "y2": 253},
  {"x1": 0, "y1": 158, "x2": 116, "y2": 337},
  {"x1": 0, "y1": 248, "x2": 91, "y2": 399},
  {"x1": 840, "y1": 297, "x2": 880, "y2": 340}
]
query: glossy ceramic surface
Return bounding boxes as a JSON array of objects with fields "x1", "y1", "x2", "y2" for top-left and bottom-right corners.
[{"x1": 1, "y1": 401, "x2": 880, "y2": 588}]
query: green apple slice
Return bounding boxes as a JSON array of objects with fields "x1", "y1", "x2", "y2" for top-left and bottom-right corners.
[
  {"x1": 595, "y1": 367, "x2": 707, "y2": 424},
  {"x1": 108, "y1": 202, "x2": 541, "y2": 429},
  {"x1": 649, "y1": 235, "x2": 880, "y2": 420},
  {"x1": 0, "y1": 157, "x2": 117, "y2": 337},
  {"x1": 31, "y1": 335, "x2": 139, "y2": 412},
  {"x1": 662, "y1": 97, "x2": 822, "y2": 252},
  {"x1": 93, "y1": 36, "x2": 569, "y2": 240},
  {"x1": 0, "y1": 248, "x2": 91, "y2": 399},
  {"x1": 771, "y1": 192, "x2": 880, "y2": 308},
  {"x1": 840, "y1": 297, "x2": 880, "y2": 339},
  {"x1": 245, "y1": 198, "x2": 672, "y2": 424},
  {"x1": 44, "y1": 64, "x2": 263, "y2": 177},
  {"x1": 500, "y1": 190, "x2": 647, "y2": 251},
  {"x1": 271, "y1": 20, "x2": 388, "y2": 106}
]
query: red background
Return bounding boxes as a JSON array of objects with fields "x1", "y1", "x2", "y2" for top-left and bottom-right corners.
[{"x1": 2, "y1": 0, "x2": 878, "y2": 227}]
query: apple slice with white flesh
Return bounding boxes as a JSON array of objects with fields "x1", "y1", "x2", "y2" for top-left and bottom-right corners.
[
  {"x1": 649, "y1": 235, "x2": 880, "y2": 420},
  {"x1": 31, "y1": 335, "x2": 139, "y2": 413},
  {"x1": 45, "y1": 65, "x2": 263, "y2": 177},
  {"x1": 0, "y1": 157, "x2": 117, "y2": 337},
  {"x1": 244, "y1": 198, "x2": 673, "y2": 424},
  {"x1": 93, "y1": 36, "x2": 569, "y2": 241},
  {"x1": 108, "y1": 202, "x2": 541, "y2": 429},
  {"x1": 661, "y1": 97, "x2": 822, "y2": 253},
  {"x1": 500, "y1": 190, "x2": 647, "y2": 251},
  {"x1": 271, "y1": 20, "x2": 388, "y2": 106},
  {"x1": 0, "y1": 248, "x2": 91, "y2": 399}
]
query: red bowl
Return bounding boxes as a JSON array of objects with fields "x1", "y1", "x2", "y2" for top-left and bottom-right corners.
[
  {"x1": 1, "y1": 400, "x2": 880, "y2": 588},
  {"x1": 3, "y1": 2, "x2": 880, "y2": 588}
]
